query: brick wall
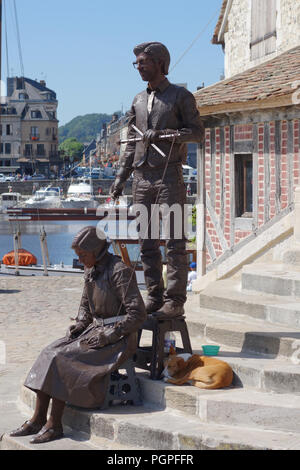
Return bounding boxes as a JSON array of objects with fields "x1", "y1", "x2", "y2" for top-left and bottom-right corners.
[{"x1": 203, "y1": 116, "x2": 300, "y2": 267}]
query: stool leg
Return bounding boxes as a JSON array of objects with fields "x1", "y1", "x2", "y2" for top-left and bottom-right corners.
[
  {"x1": 137, "y1": 329, "x2": 142, "y2": 347},
  {"x1": 125, "y1": 360, "x2": 142, "y2": 405},
  {"x1": 150, "y1": 324, "x2": 159, "y2": 379},
  {"x1": 154, "y1": 323, "x2": 167, "y2": 380},
  {"x1": 180, "y1": 321, "x2": 193, "y2": 354}
]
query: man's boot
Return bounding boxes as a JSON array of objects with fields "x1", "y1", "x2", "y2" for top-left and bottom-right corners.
[
  {"x1": 152, "y1": 301, "x2": 184, "y2": 319},
  {"x1": 145, "y1": 297, "x2": 164, "y2": 314}
]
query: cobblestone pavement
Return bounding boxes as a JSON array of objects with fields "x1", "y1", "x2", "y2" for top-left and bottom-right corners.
[
  {"x1": 0, "y1": 274, "x2": 153, "y2": 437},
  {"x1": 0, "y1": 274, "x2": 86, "y2": 436},
  {"x1": 0, "y1": 275, "x2": 85, "y2": 365}
]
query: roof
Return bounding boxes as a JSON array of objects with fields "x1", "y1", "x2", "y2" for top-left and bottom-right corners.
[
  {"x1": 194, "y1": 46, "x2": 300, "y2": 116},
  {"x1": 212, "y1": 0, "x2": 230, "y2": 45}
]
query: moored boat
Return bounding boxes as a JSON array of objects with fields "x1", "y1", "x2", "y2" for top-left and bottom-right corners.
[
  {"x1": 62, "y1": 181, "x2": 98, "y2": 209},
  {"x1": 24, "y1": 186, "x2": 62, "y2": 208},
  {"x1": 0, "y1": 192, "x2": 23, "y2": 212}
]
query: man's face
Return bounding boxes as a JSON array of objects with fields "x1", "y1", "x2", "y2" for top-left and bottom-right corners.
[
  {"x1": 135, "y1": 52, "x2": 162, "y2": 82},
  {"x1": 74, "y1": 247, "x2": 96, "y2": 268}
]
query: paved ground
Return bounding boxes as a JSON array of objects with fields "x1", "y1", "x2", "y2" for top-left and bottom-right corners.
[
  {"x1": 0, "y1": 274, "x2": 86, "y2": 436},
  {"x1": 0, "y1": 273, "x2": 175, "y2": 438}
]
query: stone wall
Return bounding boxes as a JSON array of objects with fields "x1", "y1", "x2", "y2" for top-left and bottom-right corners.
[
  {"x1": 0, "y1": 179, "x2": 197, "y2": 198},
  {"x1": 224, "y1": 0, "x2": 300, "y2": 78},
  {"x1": 0, "y1": 179, "x2": 119, "y2": 197}
]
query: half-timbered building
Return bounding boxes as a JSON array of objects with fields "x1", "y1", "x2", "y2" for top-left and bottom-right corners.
[{"x1": 193, "y1": 0, "x2": 300, "y2": 289}]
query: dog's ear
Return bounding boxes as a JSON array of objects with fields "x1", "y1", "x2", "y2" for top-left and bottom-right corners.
[{"x1": 169, "y1": 345, "x2": 176, "y2": 355}]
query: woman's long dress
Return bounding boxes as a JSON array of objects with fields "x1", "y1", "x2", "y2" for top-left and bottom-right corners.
[{"x1": 24, "y1": 253, "x2": 146, "y2": 408}]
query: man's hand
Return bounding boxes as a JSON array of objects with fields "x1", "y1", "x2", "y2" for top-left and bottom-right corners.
[
  {"x1": 110, "y1": 177, "x2": 125, "y2": 200},
  {"x1": 67, "y1": 322, "x2": 85, "y2": 339},
  {"x1": 142, "y1": 129, "x2": 161, "y2": 148}
]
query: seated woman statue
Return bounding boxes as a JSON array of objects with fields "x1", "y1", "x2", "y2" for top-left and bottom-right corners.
[{"x1": 10, "y1": 226, "x2": 147, "y2": 444}]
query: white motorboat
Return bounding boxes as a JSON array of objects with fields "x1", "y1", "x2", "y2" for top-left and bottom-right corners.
[
  {"x1": 0, "y1": 192, "x2": 23, "y2": 212},
  {"x1": 24, "y1": 186, "x2": 62, "y2": 208},
  {"x1": 62, "y1": 181, "x2": 98, "y2": 209}
]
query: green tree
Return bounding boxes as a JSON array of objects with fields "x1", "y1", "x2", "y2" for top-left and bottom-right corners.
[{"x1": 59, "y1": 138, "x2": 84, "y2": 162}]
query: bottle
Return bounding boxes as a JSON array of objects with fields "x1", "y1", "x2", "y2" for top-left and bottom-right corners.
[{"x1": 164, "y1": 331, "x2": 176, "y2": 354}]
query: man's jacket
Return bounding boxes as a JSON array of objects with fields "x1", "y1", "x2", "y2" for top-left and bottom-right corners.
[{"x1": 118, "y1": 78, "x2": 204, "y2": 178}]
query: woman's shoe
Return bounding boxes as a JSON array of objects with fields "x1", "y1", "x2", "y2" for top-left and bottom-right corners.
[
  {"x1": 9, "y1": 420, "x2": 45, "y2": 437},
  {"x1": 29, "y1": 426, "x2": 64, "y2": 444}
]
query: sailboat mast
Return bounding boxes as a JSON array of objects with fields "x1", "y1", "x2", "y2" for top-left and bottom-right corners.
[{"x1": 0, "y1": 0, "x2": 2, "y2": 100}]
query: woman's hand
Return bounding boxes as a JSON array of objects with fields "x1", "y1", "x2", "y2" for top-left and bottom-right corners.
[
  {"x1": 67, "y1": 322, "x2": 85, "y2": 339},
  {"x1": 84, "y1": 328, "x2": 120, "y2": 349}
]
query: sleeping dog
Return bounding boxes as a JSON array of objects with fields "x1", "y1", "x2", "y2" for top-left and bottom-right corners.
[{"x1": 162, "y1": 346, "x2": 233, "y2": 389}]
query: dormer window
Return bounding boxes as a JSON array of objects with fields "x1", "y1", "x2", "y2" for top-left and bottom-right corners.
[
  {"x1": 31, "y1": 110, "x2": 42, "y2": 119},
  {"x1": 250, "y1": 0, "x2": 277, "y2": 60},
  {"x1": 19, "y1": 92, "x2": 28, "y2": 100}
]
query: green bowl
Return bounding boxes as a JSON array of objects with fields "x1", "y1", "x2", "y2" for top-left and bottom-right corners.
[{"x1": 201, "y1": 345, "x2": 220, "y2": 356}]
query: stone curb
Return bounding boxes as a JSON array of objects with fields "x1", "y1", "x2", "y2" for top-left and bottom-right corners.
[{"x1": 17, "y1": 385, "x2": 300, "y2": 451}]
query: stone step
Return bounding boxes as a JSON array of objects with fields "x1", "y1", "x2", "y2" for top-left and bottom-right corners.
[
  {"x1": 17, "y1": 386, "x2": 300, "y2": 450},
  {"x1": 241, "y1": 262, "x2": 300, "y2": 296},
  {"x1": 0, "y1": 426, "x2": 138, "y2": 451},
  {"x1": 138, "y1": 374, "x2": 300, "y2": 433},
  {"x1": 199, "y1": 279, "x2": 300, "y2": 329},
  {"x1": 184, "y1": 303, "x2": 300, "y2": 360},
  {"x1": 139, "y1": 348, "x2": 300, "y2": 395}
]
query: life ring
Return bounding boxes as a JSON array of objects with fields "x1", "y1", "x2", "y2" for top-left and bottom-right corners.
[{"x1": 2, "y1": 249, "x2": 38, "y2": 266}]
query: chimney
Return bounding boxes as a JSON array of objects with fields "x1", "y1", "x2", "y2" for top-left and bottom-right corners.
[{"x1": 40, "y1": 80, "x2": 46, "y2": 87}]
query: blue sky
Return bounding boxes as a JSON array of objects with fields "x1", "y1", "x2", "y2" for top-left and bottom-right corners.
[{"x1": 2, "y1": 0, "x2": 224, "y2": 126}]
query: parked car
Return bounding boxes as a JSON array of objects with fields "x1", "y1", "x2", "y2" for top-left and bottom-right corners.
[
  {"x1": 5, "y1": 176, "x2": 16, "y2": 182},
  {"x1": 0, "y1": 173, "x2": 6, "y2": 183},
  {"x1": 31, "y1": 174, "x2": 46, "y2": 180},
  {"x1": 91, "y1": 168, "x2": 104, "y2": 179}
]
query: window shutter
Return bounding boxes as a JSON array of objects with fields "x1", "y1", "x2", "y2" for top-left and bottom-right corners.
[{"x1": 251, "y1": 0, "x2": 276, "y2": 60}]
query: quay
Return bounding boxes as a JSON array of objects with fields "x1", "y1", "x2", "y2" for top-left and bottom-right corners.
[{"x1": 1, "y1": 270, "x2": 300, "y2": 450}]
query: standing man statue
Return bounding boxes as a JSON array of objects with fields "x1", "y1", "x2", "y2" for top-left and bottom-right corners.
[{"x1": 111, "y1": 41, "x2": 204, "y2": 319}]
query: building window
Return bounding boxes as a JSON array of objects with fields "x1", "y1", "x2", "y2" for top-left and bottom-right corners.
[
  {"x1": 30, "y1": 126, "x2": 39, "y2": 140},
  {"x1": 25, "y1": 144, "x2": 32, "y2": 156},
  {"x1": 5, "y1": 143, "x2": 11, "y2": 155},
  {"x1": 37, "y1": 144, "x2": 45, "y2": 156},
  {"x1": 31, "y1": 110, "x2": 42, "y2": 119},
  {"x1": 19, "y1": 93, "x2": 27, "y2": 100},
  {"x1": 235, "y1": 154, "x2": 253, "y2": 217},
  {"x1": 6, "y1": 124, "x2": 12, "y2": 135},
  {"x1": 0, "y1": 143, "x2": 3, "y2": 154},
  {"x1": 250, "y1": 0, "x2": 277, "y2": 60}
]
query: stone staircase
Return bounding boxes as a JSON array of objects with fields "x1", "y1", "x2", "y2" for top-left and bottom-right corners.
[{"x1": 2, "y1": 258, "x2": 300, "y2": 450}]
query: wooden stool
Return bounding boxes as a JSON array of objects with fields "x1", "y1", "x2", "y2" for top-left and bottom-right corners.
[
  {"x1": 135, "y1": 315, "x2": 193, "y2": 380},
  {"x1": 101, "y1": 358, "x2": 142, "y2": 409}
]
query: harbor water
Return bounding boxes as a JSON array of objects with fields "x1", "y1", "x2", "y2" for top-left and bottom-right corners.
[{"x1": 0, "y1": 214, "x2": 142, "y2": 266}]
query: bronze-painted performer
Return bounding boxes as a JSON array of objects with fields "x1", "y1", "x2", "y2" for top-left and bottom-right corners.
[
  {"x1": 111, "y1": 41, "x2": 204, "y2": 318},
  {"x1": 10, "y1": 226, "x2": 146, "y2": 444}
]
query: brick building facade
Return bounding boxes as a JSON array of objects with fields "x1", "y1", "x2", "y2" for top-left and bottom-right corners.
[{"x1": 193, "y1": 0, "x2": 300, "y2": 283}]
